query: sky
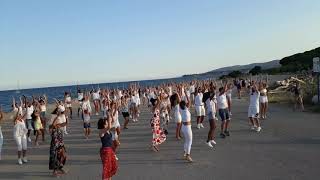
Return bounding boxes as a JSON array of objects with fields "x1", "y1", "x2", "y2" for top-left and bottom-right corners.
[{"x1": 0, "y1": 0, "x2": 320, "y2": 90}]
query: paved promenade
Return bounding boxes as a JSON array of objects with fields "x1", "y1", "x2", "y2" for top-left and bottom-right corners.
[{"x1": 0, "y1": 99, "x2": 319, "y2": 180}]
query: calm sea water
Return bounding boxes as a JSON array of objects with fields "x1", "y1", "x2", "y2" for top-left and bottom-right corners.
[{"x1": 0, "y1": 76, "x2": 205, "y2": 112}]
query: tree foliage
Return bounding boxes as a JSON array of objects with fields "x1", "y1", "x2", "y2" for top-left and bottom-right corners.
[{"x1": 249, "y1": 66, "x2": 262, "y2": 75}]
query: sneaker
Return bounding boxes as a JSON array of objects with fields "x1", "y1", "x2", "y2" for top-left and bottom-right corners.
[
  {"x1": 183, "y1": 153, "x2": 187, "y2": 159},
  {"x1": 229, "y1": 112, "x2": 232, "y2": 116},
  {"x1": 18, "y1": 159, "x2": 23, "y2": 165},
  {"x1": 28, "y1": 137, "x2": 32, "y2": 143},
  {"x1": 214, "y1": 117, "x2": 219, "y2": 121},
  {"x1": 200, "y1": 123, "x2": 204, "y2": 128},
  {"x1": 206, "y1": 142, "x2": 214, "y2": 148},
  {"x1": 251, "y1": 126, "x2": 257, "y2": 131},
  {"x1": 64, "y1": 132, "x2": 69, "y2": 135},
  {"x1": 197, "y1": 124, "x2": 201, "y2": 129},
  {"x1": 22, "y1": 157, "x2": 28, "y2": 163},
  {"x1": 224, "y1": 131, "x2": 230, "y2": 136},
  {"x1": 220, "y1": 133, "x2": 226, "y2": 138},
  {"x1": 115, "y1": 155, "x2": 119, "y2": 161},
  {"x1": 186, "y1": 156, "x2": 193, "y2": 163},
  {"x1": 210, "y1": 140, "x2": 217, "y2": 145},
  {"x1": 256, "y1": 127, "x2": 262, "y2": 132},
  {"x1": 96, "y1": 113, "x2": 99, "y2": 116}
]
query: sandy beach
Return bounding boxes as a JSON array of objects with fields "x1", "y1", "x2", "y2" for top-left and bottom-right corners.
[{"x1": 0, "y1": 96, "x2": 319, "y2": 180}]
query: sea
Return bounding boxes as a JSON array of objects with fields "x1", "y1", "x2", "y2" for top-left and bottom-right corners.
[{"x1": 0, "y1": 76, "x2": 206, "y2": 112}]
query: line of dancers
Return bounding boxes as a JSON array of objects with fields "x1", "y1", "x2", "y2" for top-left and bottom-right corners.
[{"x1": 0, "y1": 79, "x2": 269, "y2": 180}]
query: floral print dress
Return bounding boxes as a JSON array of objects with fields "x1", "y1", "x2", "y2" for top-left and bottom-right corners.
[{"x1": 150, "y1": 109, "x2": 166, "y2": 146}]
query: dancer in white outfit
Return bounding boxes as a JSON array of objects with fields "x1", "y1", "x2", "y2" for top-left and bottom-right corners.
[
  {"x1": 195, "y1": 87, "x2": 205, "y2": 129},
  {"x1": 248, "y1": 82, "x2": 262, "y2": 132},
  {"x1": 259, "y1": 82, "x2": 268, "y2": 119},
  {"x1": 13, "y1": 110, "x2": 29, "y2": 165},
  {"x1": 179, "y1": 93, "x2": 193, "y2": 163},
  {"x1": 171, "y1": 92, "x2": 182, "y2": 140}
]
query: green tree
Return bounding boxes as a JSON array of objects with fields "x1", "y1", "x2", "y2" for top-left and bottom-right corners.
[{"x1": 249, "y1": 66, "x2": 262, "y2": 75}]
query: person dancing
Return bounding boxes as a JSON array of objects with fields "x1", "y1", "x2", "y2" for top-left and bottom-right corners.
[
  {"x1": 150, "y1": 98, "x2": 166, "y2": 152},
  {"x1": 98, "y1": 118, "x2": 118, "y2": 180},
  {"x1": 179, "y1": 93, "x2": 193, "y2": 162},
  {"x1": 49, "y1": 107, "x2": 68, "y2": 177}
]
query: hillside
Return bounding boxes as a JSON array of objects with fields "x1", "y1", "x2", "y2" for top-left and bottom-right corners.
[{"x1": 183, "y1": 60, "x2": 280, "y2": 78}]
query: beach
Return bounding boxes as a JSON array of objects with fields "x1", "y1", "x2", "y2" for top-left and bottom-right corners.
[{"x1": 0, "y1": 97, "x2": 319, "y2": 180}]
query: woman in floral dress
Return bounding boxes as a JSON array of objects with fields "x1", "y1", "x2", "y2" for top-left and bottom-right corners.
[
  {"x1": 49, "y1": 107, "x2": 67, "y2": 177},
  {"x1": 150, "y1": 98, "x2": 166, "y2": 152}
]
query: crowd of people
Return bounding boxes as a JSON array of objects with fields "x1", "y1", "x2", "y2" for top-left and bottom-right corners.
[{"x1": 0, "y1": 79, "x2": 271, "y2": 180}]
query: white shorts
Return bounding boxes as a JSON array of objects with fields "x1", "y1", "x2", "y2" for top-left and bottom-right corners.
[
  {"x1": 14, "y1": 135, "x2": 27, "y2": 151},
  {"x1": 227, "y1": 94, "x2": 232, "y2": 101},
  {"x1": 248, "y1": 107, "x2": 259, "y2": 118},
  {"x1": 260, "y1": 96, "x2": 268, "y2": 103},
  {"x1": 195, "y1": 105, "x2": 206, "y2": 117},
  {"x1": 174, "y1": 112, "x2": 182, "y2": 123}
]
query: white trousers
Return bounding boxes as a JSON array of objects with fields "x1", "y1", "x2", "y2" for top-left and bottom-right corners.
[
  {"x1": 182, "y1": 124, "x2": 193, "y2": 155},
  {"x1": 14, "y1": 135, "x2": 27, "y2": 151}
]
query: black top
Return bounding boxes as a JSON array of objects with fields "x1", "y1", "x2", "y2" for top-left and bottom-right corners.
[{"x1": 100, "y1": 132, "x2": 113, "y2": 148}]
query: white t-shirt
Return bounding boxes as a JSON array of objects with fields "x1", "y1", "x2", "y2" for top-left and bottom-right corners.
[
  {"x1": 190, "y1": 85, "x2": 195, "y2": 94},
  {"x1": 195, "y1": 93, "x2": 204, "y2": 106},
  {"x1": 180, "y1": 108, "x2": 191, "y2": 123},
  {"x1": 93, "y1": 92, "x2": 100, "y2": 100},
  {"x1": 83, "y1": 113, "x2": 91, "y2": 122},
  {"x1": 14, "y1": 120, "x2": 27, "y2": 137},
  {"x1": 65, "y1": 96, "x2": 72, "y2": 103},
  {"x1": 206, "y1": 97, "x2": 216, "y2": 113},
  {"x1": 78, "y1": 93, "x2": 84, "y2": 101},
  {"x1": 82, "y1": 100, "x2": 92, "y2": 113},
  {"x1": 217, "y1": 93, "x2": 228, "y2": 109},
  {"x1": 131, "y1": 95, "x2": 139, "y2": 105},
  {"x1": 249, "y1": 91, "x2": 260, "y2": 108},
  {"x1": 26, "y1": 106, "x2": 34, "y2": 120}
]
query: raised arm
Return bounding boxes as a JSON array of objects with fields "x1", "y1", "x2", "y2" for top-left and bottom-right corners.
[
  {"x1": 12, "y1": 97, "x2": 17, "y2": 109},
  {"x1": 0, "y1": 106, "x2": 3, "y2": 122}
]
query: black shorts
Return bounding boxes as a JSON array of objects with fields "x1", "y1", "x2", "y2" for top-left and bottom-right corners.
[{"x1": 122, "y1": 112, "x2": 130, "y2": 118}]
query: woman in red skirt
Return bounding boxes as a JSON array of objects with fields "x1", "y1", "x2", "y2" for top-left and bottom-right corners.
[{"x1": 98, "y1": 118, "x2": 118, "y2": 180}]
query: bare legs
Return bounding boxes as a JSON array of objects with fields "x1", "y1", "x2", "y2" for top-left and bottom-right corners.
[
  {"x1": 35, "y1": 130, "x2": 42, "y2": 146},
  {"x1": 260, "y1": 103, "x2": 268, "y2": 119},
  {"x1": 176, "y1": 122, "x2": 182, "y2": 140},
  {"x1": 84, "y1": 126, "x2": 91, "y2": 139},
  {"x1": 123, "y1": 117, "x2": 129, "y2": 129},
  {"x1": 207, "y1": 120, "x2": 216, "y2": 143},
  {"x1": 294, "y1": 96, "x2": 305, "y2": 111}
]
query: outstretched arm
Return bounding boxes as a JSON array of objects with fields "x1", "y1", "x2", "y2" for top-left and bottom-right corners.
[
  {"x1": 0, "y1": 106, "x2": 3, "y2": 122},
  {"x1": 12, "y1": 97, "x2": 16, "y2": 109}
]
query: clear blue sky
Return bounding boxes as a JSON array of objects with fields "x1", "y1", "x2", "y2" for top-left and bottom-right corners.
[{"x1": 1, "y1": 0, "x2": 319, "y2": 90}]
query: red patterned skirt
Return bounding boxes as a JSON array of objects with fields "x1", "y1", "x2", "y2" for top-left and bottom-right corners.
[{"x1": 100, "y1": 147, "x2": 118, "y2": 179}]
